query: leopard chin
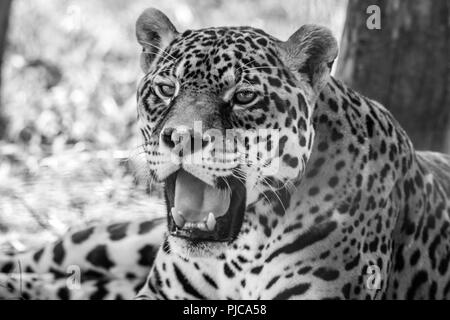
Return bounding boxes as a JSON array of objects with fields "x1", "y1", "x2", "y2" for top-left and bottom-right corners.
[
  {"x1": 168, "y1": 236, "x2": 230, "y2": 258},
  {"x1": 163, "y1": 169, "x2": 246, "y2": 254}
]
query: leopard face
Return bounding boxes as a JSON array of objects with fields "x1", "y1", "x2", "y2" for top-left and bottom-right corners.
[
  {"x1": 3, "y1": 8, "x2": 450, "y2": 301},
  {"x1": 136, "y1": 9, "x2": 337, "y2": 257}
]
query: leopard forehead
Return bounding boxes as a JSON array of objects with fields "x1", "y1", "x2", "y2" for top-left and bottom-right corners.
[{"x1": 148, "y1": 26, "x2": 296, "y2": 89}]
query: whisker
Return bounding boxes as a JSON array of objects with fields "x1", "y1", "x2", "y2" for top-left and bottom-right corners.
[
  {"x1": 144, "y1": 50, "x2": 174, "y2": 68},
  {"x1": 162, "y1": 240, "x2": 172, "y2": 254},
  {"x1": 242, "y1": 66, "x2": 283, "y2": 73},
  {"x1": 233, "y1": 168, "x2": 274, "y2": 209},
  {"x1": 259, "y1": 176, "x2": 287, "y2": 214},
  {"x1": 155, "y1": 65, "x2": 177, "y2": 75},
  {"x1": 242, "y1": 161, "x2": 289, "y2": 214},
  {"x1": 235, "y1": 58, "x2": 257, "y2": 75},
  {"x1": 221, "y1": 178, "x2": 232, "y2": 195},
  {"x1": 233, "y1": 168, "x2": 276, "y2": 210},
  {"x1": 140, "y1": 41, "x2": 177, "y2": 62}
]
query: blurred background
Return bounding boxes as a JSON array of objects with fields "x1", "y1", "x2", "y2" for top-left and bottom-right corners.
[{"x1": 0, "y1": 0, "x2": 448, "y2": 250}]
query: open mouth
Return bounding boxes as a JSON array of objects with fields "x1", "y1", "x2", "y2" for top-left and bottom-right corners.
[{"x1": 164, "y1": 169, "x2": 246, "y2": 242}]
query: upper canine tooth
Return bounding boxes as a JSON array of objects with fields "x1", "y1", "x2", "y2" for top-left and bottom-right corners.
[
  {"x1": 171, "y1": 208, "x2": 186, "y2": 228},
  {"x1": 206, "y1": 212, "x2": 216, "y2": 231}
]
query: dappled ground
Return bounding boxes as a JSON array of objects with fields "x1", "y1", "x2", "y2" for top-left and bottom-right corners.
[{"x1": 0, "y1": 0, "x2": 346, "y2": 251}]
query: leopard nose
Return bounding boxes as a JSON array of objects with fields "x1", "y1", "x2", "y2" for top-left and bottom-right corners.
[{"x1": 160, "y1": 127, "x2": 210, "y2": 155}]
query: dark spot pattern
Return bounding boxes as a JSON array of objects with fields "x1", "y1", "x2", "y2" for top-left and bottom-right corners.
[{"x1": 86, "y1": 245, "x2": 115, "y2": 270}]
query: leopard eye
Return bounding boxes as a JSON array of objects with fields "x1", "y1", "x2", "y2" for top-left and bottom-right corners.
[
  {"x1": 234, "y1": 90, "x2": 257, "y2": 105},
  {"x1": 155, "y1": 83, "x2": 176, "y2": 99}
]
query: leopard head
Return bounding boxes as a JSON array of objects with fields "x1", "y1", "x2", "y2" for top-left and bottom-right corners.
[{"x1": 135, "y1": 8, "x2": 338, "y2": 256}]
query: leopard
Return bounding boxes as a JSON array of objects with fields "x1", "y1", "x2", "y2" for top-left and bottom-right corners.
[
  {"x1": 1, "y1": 7, "x2": 450, "y2": 300},
  {"x1": 0, "y1": 218, "x2": 166, "y2": 299}
]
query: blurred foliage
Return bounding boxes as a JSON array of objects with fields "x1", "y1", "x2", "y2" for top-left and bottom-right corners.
[{"x1": 0, "y1": 0, "x2": 346, "y2": 250}]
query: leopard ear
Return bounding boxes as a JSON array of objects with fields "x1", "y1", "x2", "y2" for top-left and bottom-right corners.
[
  {"x1": 136, "y1": 8, "x2": 179, "y2": 72},
  {"x1": 280, "y1": 25, "x2": 338, "y2": 94}
]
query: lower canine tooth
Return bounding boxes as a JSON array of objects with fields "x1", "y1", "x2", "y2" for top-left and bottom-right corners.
[
  {"x1": 171, "y1": 208, "x2": 186, "y2": 228},
  {"x1": 206, "y1": 212, "x2": 216, "y2": 231}
]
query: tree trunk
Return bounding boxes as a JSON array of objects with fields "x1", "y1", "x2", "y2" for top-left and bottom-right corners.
[
  {"x1": 336, "y1": 0, "x2": 450, "y2": 153},
  {"x1": 0, "y1": 0, "x2": 13, "y2": 139}
]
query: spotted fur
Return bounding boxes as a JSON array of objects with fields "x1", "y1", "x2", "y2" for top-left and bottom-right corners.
[
  {"x1": 1, "y1": 9, "x2": 450, "y2": 300},
  {"x1": 0, "y1": 218, "x2": 165, "y2": 299}
]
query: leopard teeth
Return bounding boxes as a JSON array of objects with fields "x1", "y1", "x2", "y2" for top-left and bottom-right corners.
[
  {"x1": 171, "y1": 210, "x2": 217, "y2": 231},
  {"x1": 171, "y1": 207, "x2": 186, "y2": 228},
  {"x1": 206, "y1": 212, "x2": 216, "y2": 231},
  {"x1": 184, "y1": 221, "x2": 208, "y2": 231}
]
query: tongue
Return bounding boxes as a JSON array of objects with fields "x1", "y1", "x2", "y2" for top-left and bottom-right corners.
[{"x1": 174, "y1": 170, "x2": 231, "y2": 221}]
